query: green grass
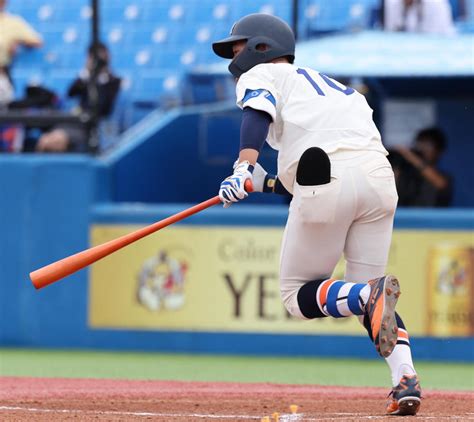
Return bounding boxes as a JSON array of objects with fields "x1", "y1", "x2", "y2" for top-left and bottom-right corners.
[{"x1": 0, "y1": 349, "x2": 472, "y2": 391}]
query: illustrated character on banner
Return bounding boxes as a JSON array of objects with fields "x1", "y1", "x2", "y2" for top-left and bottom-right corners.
[{"x1": 137, "y1": 250, "x2": 188, "y2": 312}]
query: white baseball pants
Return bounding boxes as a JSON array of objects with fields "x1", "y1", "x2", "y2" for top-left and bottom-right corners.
[{"x1": 280, "y1": 150, "x2": 399, "y2": 318}]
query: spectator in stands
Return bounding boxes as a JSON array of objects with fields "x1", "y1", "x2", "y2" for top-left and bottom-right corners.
[
  {"x1": 389, "y1": 127, "x2": 452, "y2": 207},
  {"x1": 385, "y1": 0, "x2": 456, "y2": 34},
  {"x1": 0, "y1": 67, "x2": 14, "y2": 107},
  {"x1": 0, "y1": 0, "x2": 43, "y2": 151},
  {"x1": 36, "y1": 42, "x2": 121, "y2": 152},
  {"x1": 0, "y1": 0, "x2": 43, "y2": 84}
]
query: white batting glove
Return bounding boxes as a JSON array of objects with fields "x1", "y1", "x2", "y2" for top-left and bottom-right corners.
[
  {"x1": 219, "y1": 161, "x2": 253, "y2": 208},
  {"x1": 232, "y1": 160, "x2": 267, "y2": 193}
]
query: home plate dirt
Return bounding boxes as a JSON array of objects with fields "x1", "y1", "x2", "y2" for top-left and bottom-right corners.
[{"x1": 0, "y1": 377, "x2": 473, "y2": 421}]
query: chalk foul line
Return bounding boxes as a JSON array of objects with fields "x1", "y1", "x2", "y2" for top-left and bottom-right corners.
[{"x1": 1, "y1": 406, "x2": 473, "y2": 421}]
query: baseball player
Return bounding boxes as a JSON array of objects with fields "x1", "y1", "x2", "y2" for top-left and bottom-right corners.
[{"x1": 213, "y1": 14, "x2": 421, "y2": 416}]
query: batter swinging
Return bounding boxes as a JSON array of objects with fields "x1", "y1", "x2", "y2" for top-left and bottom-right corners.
[{"x1": 213, "y1": 13, "x2": 421, "y2": 416}]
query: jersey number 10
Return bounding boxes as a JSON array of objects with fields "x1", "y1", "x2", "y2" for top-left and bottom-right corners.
[{"x1": 297, "y1": 68, "x2": 355, "y2": 96}]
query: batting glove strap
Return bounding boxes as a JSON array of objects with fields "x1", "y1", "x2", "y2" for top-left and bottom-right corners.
[
  {"x1": 246, "y1": 162, "x2": 290, "y2": 196},
  {"x1": 263, "y1": 174, "x2": 277, "y2": 193},
  {"x1": 233, "y1": 160, "x2": 254, "y2": 175}
]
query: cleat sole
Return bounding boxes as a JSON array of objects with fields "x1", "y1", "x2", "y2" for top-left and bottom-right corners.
[
  {"x1": 377, "y1": 276, "x2": 401, "y2": 358},
  {"x1": 397, "y1": 397, "x2": 421, "y2": 416}
]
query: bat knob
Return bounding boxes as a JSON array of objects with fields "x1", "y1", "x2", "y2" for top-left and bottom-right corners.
[{"x1": 244, "y1": 179, "x2": 254, "y2": 193}]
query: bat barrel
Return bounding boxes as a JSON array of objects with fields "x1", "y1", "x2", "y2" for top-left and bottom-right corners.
[
  {"x1": 30, "y1": 180, "x2": 254, "y2": 290},
  {"x1": 30, "y1": 262, "x2": 73, "y2": 289}
]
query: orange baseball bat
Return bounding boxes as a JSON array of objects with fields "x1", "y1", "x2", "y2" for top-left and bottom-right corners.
[{"x1": 30, "y1": 180, "x2": 253, "y2": 290}]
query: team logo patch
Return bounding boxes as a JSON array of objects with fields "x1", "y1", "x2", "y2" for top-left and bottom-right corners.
[
  {"x1": 137, "y1": 250, "x2": 188, "y2": 312},
  {"x1": 242, "y1": 88, "x2": 276, "y2": 106}
]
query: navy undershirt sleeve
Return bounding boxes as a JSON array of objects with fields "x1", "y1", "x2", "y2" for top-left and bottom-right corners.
[{"x1": 239, "y1": 107, "x2": 272, "y2": 152}]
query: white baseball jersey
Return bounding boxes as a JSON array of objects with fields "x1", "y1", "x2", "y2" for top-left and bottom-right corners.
[
  {"x1": 236, "y1": 63, "x2": 388, "y2": 193},
  {"x1": 235, "y1": 63, "x2": 404, "y2": 377}
]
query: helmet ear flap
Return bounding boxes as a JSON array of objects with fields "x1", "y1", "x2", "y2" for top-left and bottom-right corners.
[
  {"x1": 246, "y1": 36, "x2": 273, "y2": 55},
  {"x1": 245, "y1": 37, "x2": 270, "y2": 60}
]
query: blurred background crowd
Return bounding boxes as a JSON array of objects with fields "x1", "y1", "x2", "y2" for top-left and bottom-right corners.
[{"x1": 0, "y1": 0, "x2": 473, "y2": 207}]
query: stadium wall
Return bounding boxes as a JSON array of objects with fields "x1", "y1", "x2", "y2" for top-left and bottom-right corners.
[
  {"x1": 0, "y1": 155, "x2": 473, "y2": 361},
  {"x1": 100, "y1": 98, "x2": 474, "y2": 207},
  {"x1": 102, "y1": 102, "x2": 283, "y2": 205}
]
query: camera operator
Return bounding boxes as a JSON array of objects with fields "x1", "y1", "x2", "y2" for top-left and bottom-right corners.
[
  {"x1": 388, "y1": 127, "x2": 452, "y2": 207},
  {"x1": 36, "y1": 42, "x2": 121, "y2": 152}
]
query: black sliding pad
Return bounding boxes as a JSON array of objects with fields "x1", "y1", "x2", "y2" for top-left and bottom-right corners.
[{"x1": 296, "y1": 147, "x2": 331, "y2": 186}]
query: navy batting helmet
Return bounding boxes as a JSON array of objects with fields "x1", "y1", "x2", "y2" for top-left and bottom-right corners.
[{"x1": 212, "y1": 13, "x2": 295, "y2": 78}]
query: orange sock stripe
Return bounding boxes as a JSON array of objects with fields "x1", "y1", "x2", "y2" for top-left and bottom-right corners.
[
  {"x1": 318, "y1": 279, "x2": 335, "y2": 308},
  {"x1": 398, "y1": 328, "x2": 409, "y2": 341},
  {"x1": 371, "y1": 298, "x2": 384, "y2": 339}
]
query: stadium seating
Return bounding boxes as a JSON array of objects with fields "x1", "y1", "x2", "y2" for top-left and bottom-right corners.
[
  {"x1": 6, "y1": 1, "x2": 279, "y2": 128},
  {"x1": 300, "y1": 0, "x2": 380, "y2": 35},
  {"x1": 8, "y1": 0, "x2": 474, "y2": 135}
]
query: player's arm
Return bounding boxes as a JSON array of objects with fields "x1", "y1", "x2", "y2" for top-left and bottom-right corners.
[
  {"x1": 238, "y1": 106, "x2": 271, "y2": 164},
  {"x1": 219, "y1": 107, "x2": 290, "y2": 206},
  {"x1": 238, "y1": 107, "x2": 290, "y2": 196},
  {"x1": 395, "y1": 146, "x2": 450, "y2": 190},
  {"x1": 219, "y1": 107, "x2": 270, "y2": 207},
  {"x1": 219, "y1": 68, "x2": 282, "y2": 206},
  {"x1": 236, "y1": 70, "x2": 279, "y2": 166}
]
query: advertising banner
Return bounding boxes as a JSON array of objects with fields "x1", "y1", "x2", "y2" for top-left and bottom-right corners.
[{"x1": 89, "y1": 225, "x2": 473, "y2": 337}]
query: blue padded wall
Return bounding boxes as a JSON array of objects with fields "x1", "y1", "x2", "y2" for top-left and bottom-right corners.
[
  {"x1": 105, "y1": 104, "x2": 283, "y2": 204},
  {"x1": 0, "y1": 156, "x2": 96, "y2": 346},
  {"x1": 437, "y1": 99, "x2": 474, "y2": 207},
  {"x1": 0, "y1": 156, "x2": 472, "y2": 361}
]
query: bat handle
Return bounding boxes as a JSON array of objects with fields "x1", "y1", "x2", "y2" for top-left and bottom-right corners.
[{"x1": 244, "y1": 179, "x2": 254, "y2": 193}]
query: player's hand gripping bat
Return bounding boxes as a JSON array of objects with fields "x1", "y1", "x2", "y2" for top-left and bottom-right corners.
[{"x1": 30, "y1": 180, "x2": 253, "y2": 290}]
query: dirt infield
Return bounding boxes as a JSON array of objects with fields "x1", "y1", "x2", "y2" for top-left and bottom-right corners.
[{"x1": 0, "y1": 377, "x2": 473, "y2": 421}]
